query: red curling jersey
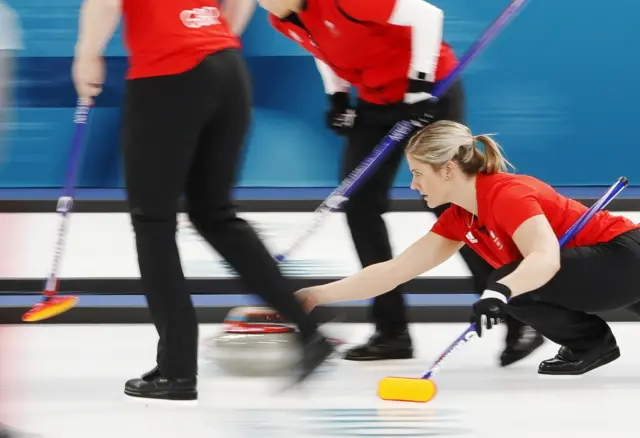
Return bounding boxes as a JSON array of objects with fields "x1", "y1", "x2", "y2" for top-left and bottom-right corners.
[
  {"x1": 431, "y1": 173, "x2": 640, "y2": 269},
  {"x1": 268, "y1": 0, "x2": 458, "y2": 104},
  {"x1": 122, "y1": 0, "x2": 241, "y2": 79}
]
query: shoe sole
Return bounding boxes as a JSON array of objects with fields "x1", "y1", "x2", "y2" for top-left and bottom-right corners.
[
  {"x1": 343, "y1": 350, "x2": 414, "y2": 361},
  {"x1": 124, "y1": 388, "x2": 198, "y2": 401},
  {"x1": 537, "y1": 346, "x2": 621, "y2": 376}
]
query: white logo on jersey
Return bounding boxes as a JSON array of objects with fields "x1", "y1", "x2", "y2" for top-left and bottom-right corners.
[
  {"x1": 465, "y1": 231, "x2": 477, "y2": 244},
  {"x1": 180, "y1": 7, "x2": 220, "y2": 29},
  {"x1": 324, "y1": 20, "x2": 339, "y2": 36}
]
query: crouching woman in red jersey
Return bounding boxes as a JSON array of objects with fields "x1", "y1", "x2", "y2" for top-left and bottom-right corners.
[
  {"x1": 296, "y1": 120, "x2": 640, "y2": 375},
  {"x1": 258, "y1": 0, "x2": 543, "y2": 367}
]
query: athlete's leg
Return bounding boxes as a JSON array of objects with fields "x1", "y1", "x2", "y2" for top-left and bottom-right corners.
[
  {"x1": 121, "y1": 59, "x2": 213, "y2": 400},
  {"x1": 183, "y1": 50, "x2": 333, "y2": 382},
  {"x1": 339, "y1": 103, "x2": 412, "y2": 360},
  {"x1": 492, "y1": 229, "x2": 640, "y2": 374}
]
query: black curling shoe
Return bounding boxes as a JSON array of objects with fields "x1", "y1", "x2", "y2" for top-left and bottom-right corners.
[
  {"x1": 538, "y1": 341, "x2": 620, "y2": 376},
  {"x1": 124, "y1": 366, "x2": 197, "y2": 401},
  {"x1": 343, "y1": 329, "x2": 414, "y2": 361}
]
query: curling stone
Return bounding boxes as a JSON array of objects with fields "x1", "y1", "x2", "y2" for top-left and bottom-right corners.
[{"x1": 203, "y1": 307, "x2": 301, "y2": 377}]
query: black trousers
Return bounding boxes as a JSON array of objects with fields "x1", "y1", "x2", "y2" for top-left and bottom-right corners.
[
  {"x1": 491, "y1": 228, "x2": 640, "y2": 351},
  {"x1": 121, "y1": 49, "x2": 317, "y2": 378},
  {"x1": 342, "y1": 81, "x2": 495, "y2": 336}
]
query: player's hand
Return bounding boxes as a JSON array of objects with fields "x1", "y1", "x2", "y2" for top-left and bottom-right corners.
[
  {"x1": 325, "y1": 92, "x2": 355, "y2": 135},
  {"x1": 470, "y1": 286, "x2": 511, "y2": 337},
  {"x1": 72, "y1": 55, "x2": 105, "y2": 106},
  {"x1": 404, "y1": 78, "x2": 438, "y2": 128},
  {"x1": 295, "y1": 287, "x2": 319, "y2": 313}
]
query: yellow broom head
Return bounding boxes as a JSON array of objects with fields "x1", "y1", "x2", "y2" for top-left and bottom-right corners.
[
  {"x1": 377, "y1": 376, "x2": 438, "y2": 403},
  {"x1": 22, "y1": 296, "x2": 78, "y2": 322}
]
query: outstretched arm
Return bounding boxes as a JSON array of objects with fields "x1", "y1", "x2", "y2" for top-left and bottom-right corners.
[{"x1": 302, "y1": 231, "x2": 463, "y2": 308}]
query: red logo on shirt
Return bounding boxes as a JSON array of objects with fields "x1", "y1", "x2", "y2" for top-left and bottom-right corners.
[
  {"x1": 489, "y1": 230, "x2": 504, "y2": 250},
  {"x1": 479, "y1": 226, "x2": 504, "y2": 251}
]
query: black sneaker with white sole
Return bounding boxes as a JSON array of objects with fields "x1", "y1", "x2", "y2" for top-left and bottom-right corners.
[{"x1": 124, "y1": 366, "x2": 197, "y2": 401}]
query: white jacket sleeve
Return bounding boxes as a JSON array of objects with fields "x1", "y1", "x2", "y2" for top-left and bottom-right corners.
[
  {"x1": 314, "y1": 58, "x2": 351, "y2": 94},
  {"x1": 387, "y1": 0, "x2": 443, "y2": 82}
]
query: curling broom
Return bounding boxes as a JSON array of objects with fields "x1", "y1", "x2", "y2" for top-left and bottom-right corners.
[
  {"x1": 377, "y1": 176, "x2": 629, "y2": 403},
  {"x1": 22, "y1": 99, "x2": 91, "y2": 322}
]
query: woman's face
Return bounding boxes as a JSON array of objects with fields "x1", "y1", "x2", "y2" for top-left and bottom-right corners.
[{"x1": 407, "y1": 154, "x2": 450, "y2": 208}]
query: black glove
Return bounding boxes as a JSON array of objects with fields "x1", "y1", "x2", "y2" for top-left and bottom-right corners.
[
  {"x1": 404, "y1": 78, "x2": 438, "y2": 128},
  {"x1": 471, "y1": 283, "x2": 511, "y2": 337},
  {"x1": 325, "y1": 92, "x2": 355, "y2": 136}
]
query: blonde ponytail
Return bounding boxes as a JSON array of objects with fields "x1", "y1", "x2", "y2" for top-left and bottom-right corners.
[
  {"x1": 473, "y1": 134, "x2": 514, "y2": 174},
  {"x1": 406, "y1": 120, "x2": 515, "y2": 176}
]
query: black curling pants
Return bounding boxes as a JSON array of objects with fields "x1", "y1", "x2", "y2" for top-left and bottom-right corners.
[
  {"x1": 121, "y1": 49, "x2": 319, "y2": 378},
  {"x1": 342, "y1": 80, "x2": 495, "y2": 336},
  {"x1": 491, "y1": 228, "x2": 640, "y2": 351}
]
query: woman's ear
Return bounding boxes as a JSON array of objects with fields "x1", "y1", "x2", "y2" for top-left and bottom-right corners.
[{"x1": 444, "y1": 161, "x2": 454, "y2": 180}]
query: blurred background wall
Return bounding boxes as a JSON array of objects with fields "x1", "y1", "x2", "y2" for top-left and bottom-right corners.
[{"x1": 1, "y1": 0, "x2": 639, "y2": 188}]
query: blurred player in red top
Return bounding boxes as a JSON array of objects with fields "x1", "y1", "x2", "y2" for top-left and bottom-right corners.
[
  {"x1": 257, "y1": 0, "x2": 539, "y2": 365},
  {"x1": 71, "y1": 0, "x2": 334, "y2": 401},
  {"x1": 295, "y1": 120, "x2": 640, "y2": 376}
]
